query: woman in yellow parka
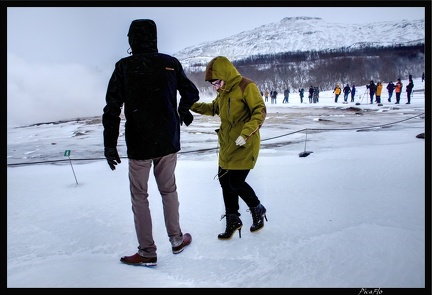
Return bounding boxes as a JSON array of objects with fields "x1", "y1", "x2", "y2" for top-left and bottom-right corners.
[
  {"x1": 190, "y1": 56, "x2": 267, "y2": 240},
  {"x1": 333, "y1": 83, "x2": 342, "y2": 103},
  {"x1": 376, "y1": 81, "x2": 383, "y2": 104}
]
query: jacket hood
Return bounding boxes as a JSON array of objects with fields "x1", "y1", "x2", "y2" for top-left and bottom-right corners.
[
  {"x1": 128, "y1": 19, "x2": 158, "y2": 54},
  {"x1": 204, "y1": 56, "x2": 241, "y2": 83}
]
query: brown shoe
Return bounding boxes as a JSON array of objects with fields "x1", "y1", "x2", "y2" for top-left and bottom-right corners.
[
  {"x1": 172, "y1": 233, "x2": 192, "y2": 254},
  {"x1": 120, "y1": 253, "x2": 157, "y2": 266}
]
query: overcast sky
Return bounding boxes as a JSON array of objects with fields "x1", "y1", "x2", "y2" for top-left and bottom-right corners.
[
  {"x1": 7, "y1": 6, "x2": 425, "y2": 67},
  {"x1": 5, "y1": 4, "x2": 426, "y2": 127}
]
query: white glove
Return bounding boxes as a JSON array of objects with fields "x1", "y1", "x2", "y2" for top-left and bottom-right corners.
[{"x1": 235, "y1": 136, "x2": 246, "y2": 146}]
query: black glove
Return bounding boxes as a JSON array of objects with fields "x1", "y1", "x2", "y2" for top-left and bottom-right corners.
[
  {"x1": 104, "y1": 147, "x2": 121, "y2": 170},
  {"x1": 180, "y1": 110, "x2": 193, "y2": 126}
]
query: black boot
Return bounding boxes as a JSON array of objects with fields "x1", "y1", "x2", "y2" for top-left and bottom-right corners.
[
  {"x1": 249, "y1": 204, "x2": 268, "y2": 232},
  {"x1": 218, "y1": 214, "x2": 243, "y2": 240}
]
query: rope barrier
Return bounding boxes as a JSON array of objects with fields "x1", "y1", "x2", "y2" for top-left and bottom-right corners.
[{"x1": 7, "y1": 112, "x2": 425, "y2": 167}]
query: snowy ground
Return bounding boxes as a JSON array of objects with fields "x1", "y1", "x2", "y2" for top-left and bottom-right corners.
[{"x1": 6, "y1": 79, "x2": 428, "y2": 289}]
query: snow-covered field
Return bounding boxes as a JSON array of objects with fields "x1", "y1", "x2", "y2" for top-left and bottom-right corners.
[{"x1": 7, "y1": 79, "x2": 427, "y2": 289}]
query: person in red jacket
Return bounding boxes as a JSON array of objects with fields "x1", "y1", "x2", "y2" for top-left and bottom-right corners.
[{"x1": 394, "y1": 78, "x2": 403, "y2": 104}]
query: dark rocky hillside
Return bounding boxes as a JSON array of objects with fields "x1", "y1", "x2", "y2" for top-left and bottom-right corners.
[{"x1": 185, "y1": 43, "x2": 425, "y2": 94}]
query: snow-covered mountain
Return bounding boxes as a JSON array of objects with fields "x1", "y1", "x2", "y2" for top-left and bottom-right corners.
[{"x1": 175, "y1": 17, "x2": 425, "y2": 70}]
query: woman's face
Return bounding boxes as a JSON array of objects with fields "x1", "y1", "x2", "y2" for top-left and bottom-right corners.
[{"x1": 211, "y1": 80, "x2": 225, "y2": 91}]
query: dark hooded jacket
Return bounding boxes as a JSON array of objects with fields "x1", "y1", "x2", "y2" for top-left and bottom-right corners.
[
  {"x1": 190, "y1": 56, "x2": 266, "y2": 170},
  {"x1": 102, "y1": 19, "x2": 199, "y2": 159},
  {"x1": 367, "y1": 81, "x2": 376, "y2": 95}
]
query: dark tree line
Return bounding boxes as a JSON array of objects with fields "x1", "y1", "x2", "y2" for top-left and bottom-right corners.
[{"x1": 184, "y1": 44, "x2": 424, "y2": 94}]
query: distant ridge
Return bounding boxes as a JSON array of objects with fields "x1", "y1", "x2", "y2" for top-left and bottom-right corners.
[{"x1": 174, "y1": 17, "x2": 425, "y2": 70}]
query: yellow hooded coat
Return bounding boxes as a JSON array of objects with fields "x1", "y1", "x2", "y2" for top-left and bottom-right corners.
[{"x1": 190, "y1": 56, "x2": 266, "y2": 170}]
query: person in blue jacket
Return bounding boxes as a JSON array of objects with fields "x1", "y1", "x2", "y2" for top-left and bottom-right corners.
[
  {"x1": 386, "y1": 81, "x2": 395, "y2": 102},
  {"x1": 299, "y1": 88, "x2": 305, "y2": 103},
  {"x1": 350, "y1": 84, "x2": 356, "y2": 102}
]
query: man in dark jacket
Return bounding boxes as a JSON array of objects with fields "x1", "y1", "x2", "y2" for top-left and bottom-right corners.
[
  {"x1": 270, "y1": 89, "x2": 278, "y2": 104},
  {"x1": 299, "y1": 88, "x2": 305, "y2": 103},
  {"x1": 308, "y1": 86, "x2": 314, "y2": 103},
  {"x1": 366, "y1": 80, "x2": 376, "y2": 104},
  {"x1": 102, "y1": 19, "x2": 199, "y2": 266},
  {"x1": 406, "y1": 79, "x2": 414, "y2": 104},
  {"x1": 386, "y1": 81, "x2": 395, "y2": 102},
  {"x1": 283, "y1": 88, "x2": 290, "y2": 103},
  {"x1": 343, "y1": 83, "x2": 351, "y2": 103},
  {"x1": 313, "y1": 86, "x2": 320, "y2": 103}
]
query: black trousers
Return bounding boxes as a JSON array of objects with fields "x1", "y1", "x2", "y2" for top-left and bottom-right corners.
[
  {"x1": 406, "y1": 91, "x2": 412, "y2": 103},
  {"x1": 396, "y1": 92, "x2": 401, "y2": 103},
  {"x1": 217, "y1": 167, "x2": 260, "y2": 215}
]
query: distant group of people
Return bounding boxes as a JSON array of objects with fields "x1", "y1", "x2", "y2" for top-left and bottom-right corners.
[
  {"x1": 366, "y1": 80, "x2": 384, "y2": 104},
  {"x1": 260, "y1": 88, "x2": 289, "y2": 104},
  {"x1": 329, "y1": 75, "x2": 416, "y2": 106},
  {"x1": 260, "y1": 89, "x2": 279, "y2": 104},
  {"x1": 260, "y1": 73, "x2": 420, "y2": 106},
  {"x1": 365, "y1": 76, "x2": 414, "y2": 105},
  {"x1": 261, "y1": 87, "x2": 314, "y2": 104},
  {"x1": 333, "y1": 83, "x2": 356, "y2": 103},
  {"x1": 308, "y1": 86, "x2": 320, "y2": 103}
]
